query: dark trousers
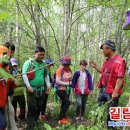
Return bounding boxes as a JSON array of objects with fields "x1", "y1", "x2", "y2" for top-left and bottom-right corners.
[
  {"x1": 41, "y1": 93, "x2": 48, "y2": 115},
  {"x1": 57, "y1": 90, "x2": 70, "y2": 119},
  {"x1": 26, "y1": 92, "x2": 44, "y2": 130},
  {"x1": 0, "y1": 109, "x2": 7, "y2": 129},
  {"x1": 76, "y1": 94, "x2": 88, "y2": 117},
  {"x1": 98, "y1": 87, "x2": 119, "y2": 129},
  {"x1": 12, "y1": 94, "x2": 26, "y2": 120}
]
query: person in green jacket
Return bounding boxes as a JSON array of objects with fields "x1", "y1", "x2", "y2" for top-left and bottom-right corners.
[{"x1": 22, "y1": 46, "x2": 50, "y2": 130}]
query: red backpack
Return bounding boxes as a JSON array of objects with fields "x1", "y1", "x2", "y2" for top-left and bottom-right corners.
[{"x1": 27, "y1": 59, "x2": 35, "y2": 80}]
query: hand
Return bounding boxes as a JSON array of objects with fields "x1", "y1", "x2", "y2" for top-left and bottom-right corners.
[
  {"x1": 27, "y1": 86, "x2": 34, "y2": 93},
  {"x1": 68, "y1": 76, "x2": 72, "y2": 81},
  {"x1": 112, "y1": 89, "x2": 118, "y2": 99},
  {"x1": 71, "y1": 89, "x2": 75, "y2": 95},
  {"x1": 69, "y1": 80, "x2": 72, "y2": 86},
  {"x1": 89, "y1": 91, "x2": 92, "y2": 97},
  {"x1": 89, "y1": 61, "x2": 96, "y2": 68},
  {"x1": 45, "y1": 87, "x2": 51, "y2": 94}
]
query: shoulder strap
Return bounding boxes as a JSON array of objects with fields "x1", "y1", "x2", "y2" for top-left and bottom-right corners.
[
  {"x1": 61, "y1": 68, "x2": 64, "y2": 76},
  {"x1": 61, "y1": 68, "x2": 64, "y2": 81},
  {"x1": 29, "y1": 58, "x2": 34, "y2": 69}
]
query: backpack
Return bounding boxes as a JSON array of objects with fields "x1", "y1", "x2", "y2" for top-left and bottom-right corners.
[
  {"x1": 53, "y1": 68, "x2": 72, "y2": 96},
  {"x1": 27, "y1": 59, "x2": 35, "y2": 80},
  {"x1": 53, "y1": 68, "x2": 64, "y2": 90},
  {"x1": 52, "y1": 69, "x2": 64, "y2": 103}
]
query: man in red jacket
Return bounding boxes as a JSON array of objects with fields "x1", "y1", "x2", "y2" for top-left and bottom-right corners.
[
  {"x1": 90, "y1": 40, "x2": 126, "y2": 129},
  {"x1": 0, "y1": 46, "x2": 16, "y2": 130}
]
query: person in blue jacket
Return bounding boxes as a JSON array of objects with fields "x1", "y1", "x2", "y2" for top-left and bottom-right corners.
[{"x1": 72, "y1": 60, "x2": 93, "y2": 122}]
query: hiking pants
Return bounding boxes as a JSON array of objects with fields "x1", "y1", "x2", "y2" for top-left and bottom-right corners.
[
  {"x1": 12, "y1": 94, "x2": 26, "y2": 120},
  {"x1": 41, "y1": 93, "x2": 48, "y2": 115},
  {"x1": 26, "y1": 92, "x2": 44, "y2": 130},
  {"x1": 98, "y1": 87, "x2": 120, "y2": 129},
  {"x1": 5, "y1": 97, "x2": 18, "y2": 130},
  {"x1": 57, "y1": 90, "x2": 70, "y2": 119},
  {"x1": 0, "y1": 109, "x2": 7, "y2": 129},
  {"x1": 76, "y1": 94, "x2": 88, "y2": 117}
]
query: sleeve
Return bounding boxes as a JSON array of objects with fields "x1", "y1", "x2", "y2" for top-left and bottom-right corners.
[
  {"x1": 22, "y1": 75, "x2": 31, "y2": 87},
  {"x1": 72, "y1": 71, "x2": 78, "y2": 88},
  {"x1": 128, "y1": 67, "x2": 130, "y2": 75},
  {"x1": 22, "y1": 60, "x2": 31, "y2": 87},
  {"x1": 22, "y1": 60, "x2": 30, "y2": 73},
  {"x1": 117, "y1": 60, "x2": 126, "y2": 78},
  {"x1": 44, "y1": 68, "x2": 51, "y2": 87},
  {"x1": 56, "y1": 68, "x2": 62, "y2": 77},
  {"x1": 45, "y1": 75, "x2": 51, "y2": 88},
  {"x1": 7, "y1": 78, "x2": 16, "y2": 89},
  {"x1": 88, "y1": 72, "x2": 93, "y2": 91}
]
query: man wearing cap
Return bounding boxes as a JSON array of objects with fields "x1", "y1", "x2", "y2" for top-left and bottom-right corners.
[
  {"x1": 55, "y1": 56, "x2": 72, "y2": 124},
  {"x1": 90, "y1": 40, "x2": 126, "y2": 129},
  {"x1": 40, "y1": 58, "x2": 54, "y2": 120}
]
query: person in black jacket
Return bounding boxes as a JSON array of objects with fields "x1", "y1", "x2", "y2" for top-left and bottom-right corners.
[{"x1": 40, "y1": 59, "x2": 54, "y2": 120}]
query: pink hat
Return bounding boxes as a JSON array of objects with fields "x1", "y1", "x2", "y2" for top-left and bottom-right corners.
[{"x1": 60, "y1": 56, "x2": 72, "y2": 65}]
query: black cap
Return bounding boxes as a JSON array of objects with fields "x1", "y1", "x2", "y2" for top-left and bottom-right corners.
[{"x1": 100, "y1": 40, "x2": 115, "y2": 50}]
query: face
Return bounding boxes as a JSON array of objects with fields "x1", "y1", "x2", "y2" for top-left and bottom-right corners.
[
  {"x1": 8, "y1": 50, "x2": 14, "y2": 58},
  {"x1": 102, "y1": 45, "x2": 111, "y2": 57},
  {"x1": 80, "y1": 64, "x2": 86, "y2": 72},
  {"x1": 62, "y1": 64, "x2": 70, "y2": 70},
  {"x1": 13, "y1": 65, "x2": 17, "y2": 70},
  {"x1": 35, "y1": 52, "x2": 45, "y2": 62}
]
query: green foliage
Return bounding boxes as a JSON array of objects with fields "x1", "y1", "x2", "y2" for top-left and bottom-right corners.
[
  {"x1": 0, "y1": 0, "x2": 130, "y2": 129},
  {"x1": 0, "y1": 67, "x2": 14, "y2": 81},
  {"x1": 44, "y1": 123, "x2": 52, "y2": 130},
  {"x1": 34, "y1": 122, "x2": 87, "y2": 130},
  {"x1": 77, "y1": 125, "x2": 85, "y2": 130}
]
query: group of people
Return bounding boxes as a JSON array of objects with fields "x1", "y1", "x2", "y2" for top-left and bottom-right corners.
[{"x1": 0, "y1": 39, "x2": 126, "y2": 130}]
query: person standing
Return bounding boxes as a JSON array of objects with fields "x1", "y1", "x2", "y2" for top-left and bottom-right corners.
[
  {"x1": 72, "y1": 60, "x2": 93, "y2": 122},
  {"x1": 40, "y1": 59, "x2": 54, "y2": 120},
  {"x1": 0, "y1": 45, "x2": 16, "y2": 130},
  {"x1": 22, "y1": 46, "x2": 50, "y2": 130},
  {"x1": 4, "y1": 42, "x2": 18, "y2": 130},
  {"x1": 55, "y1": 56, "x2": 72, "y2": 124},
  {"x1": 90, "y1": 40, "x2": 126, "y2": 129}
]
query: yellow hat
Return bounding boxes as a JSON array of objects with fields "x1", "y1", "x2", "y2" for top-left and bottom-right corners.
[{"x1": 0, "y1": 46, "x2": 9, "y2": 57}]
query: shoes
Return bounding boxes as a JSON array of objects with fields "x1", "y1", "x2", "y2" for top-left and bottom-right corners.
[
  {"x1": 40, "y1": 115, "x2": 48, "y2": 121},
  {"x1": 18, "y1": 115, "x2": 26, "y2": 121},
  {"x1": 74, "y1": 117, "x2": 81, "y2": 123},
  {"x1": 58, "y1": 118, "x2": 70, "y2": 125},
  {"x1": 16, "y1": 116, "x2": 26, "y2": 128}
]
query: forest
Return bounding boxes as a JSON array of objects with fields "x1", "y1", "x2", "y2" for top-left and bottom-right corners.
[{"x1": 0, "y1": 0, "x2": 130, "y2": 130}]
